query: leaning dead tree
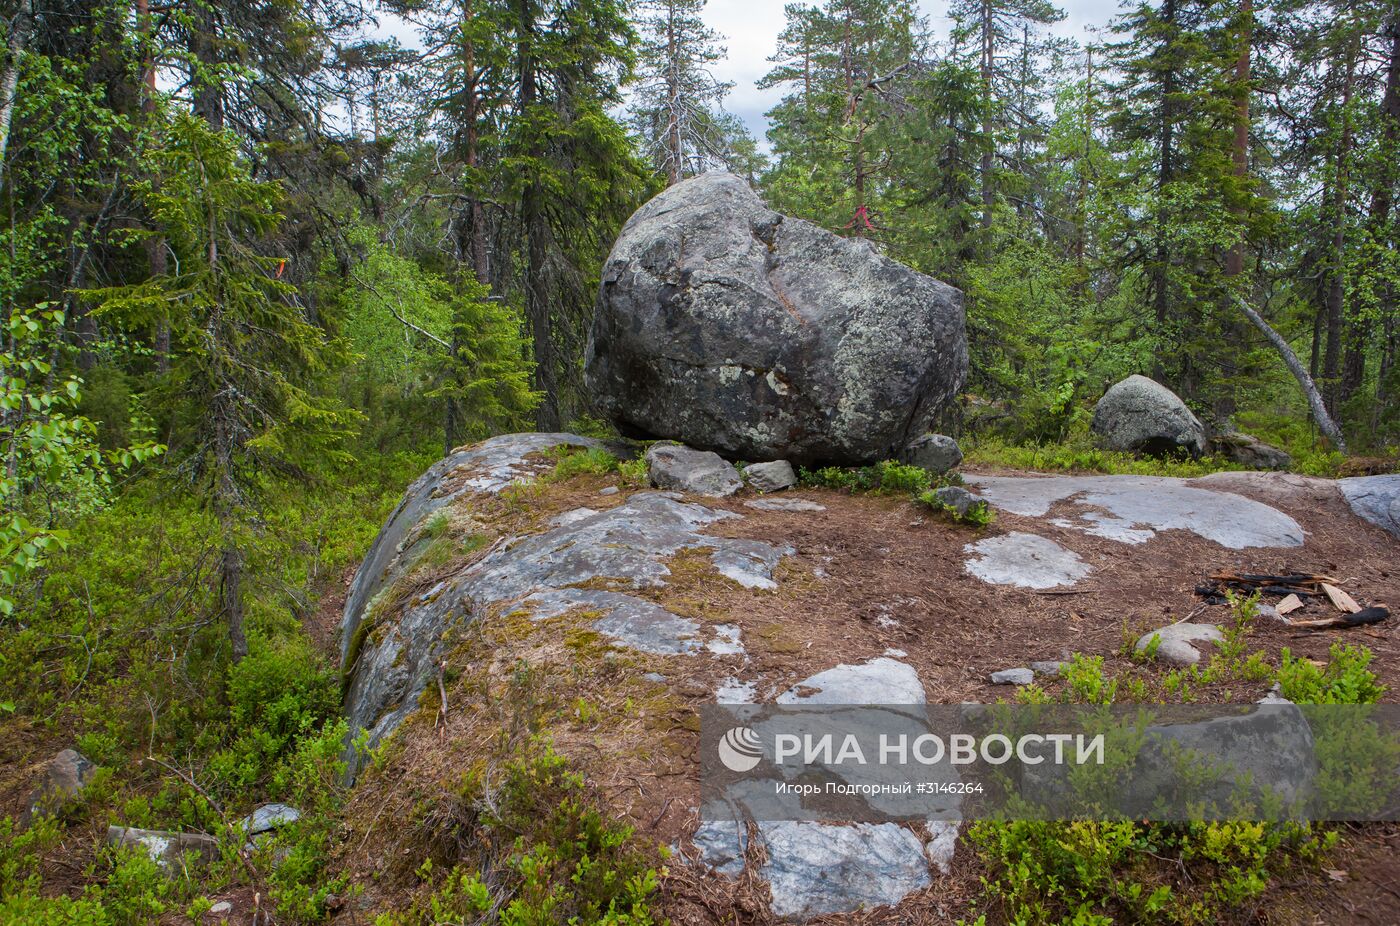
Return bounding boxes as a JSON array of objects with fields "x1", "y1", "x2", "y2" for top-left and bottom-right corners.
[{"x1": 1235, "y1": 296, "x2": 1348, "y2": 454}]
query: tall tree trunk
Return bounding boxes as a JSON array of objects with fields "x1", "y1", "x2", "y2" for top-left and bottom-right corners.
[
  {"x1": 1216, "y1": 0, "x2": 1253, "y2": 421},
  {"x1": 978, "y1": 0, "x2": 994, "y2": 229},
  {"x1": 1371, "y1": 17, "x2": 1400, "y2": 424},
  {"x1": 1151, "y1": 0, "x2": 1178, "y2": 379},
  {"x1": 190, "y1": 0, "x2": 224, "y2": 131},
  {"x1": 1344, "y1": 15, "x2": 1399, "y2": 412},
  {"x1": 0, "y1": 0, "x2": 33, "y2": 173},
  {"x1": 664, "y1": 0, "x2": 682, "y2": 183},
  {"x1": 136, "y1": 0, "x2": 170, "y2": 373},
  {"x1": 1322, "y1": 31, "x2": 1356, "y2": 415},
  {"x1": 516, "y1": 0, "x2": 557, "y2": 430}
]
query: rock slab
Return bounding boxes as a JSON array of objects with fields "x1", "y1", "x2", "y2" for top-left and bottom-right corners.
[
  {"x1": 1339, "y1": 475, "x2": 1400, "y2": 539},
  {"x1": 585, "y1": 172, "x2": 967, "y2": 465},
  {"x1": 964, "y1": 533, "x2": 1091, "y2": 589},
  {"x1": 1091, "y1": 375, "x2": 1207, "y2": 456}
]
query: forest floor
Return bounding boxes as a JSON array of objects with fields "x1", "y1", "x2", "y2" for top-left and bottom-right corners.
[{"x1": 321, "y1": 461, "x2": 1400, "y2": 925}]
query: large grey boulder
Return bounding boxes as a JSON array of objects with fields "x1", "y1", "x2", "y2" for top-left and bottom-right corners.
[
  {"x1": 1091, "y1": 375, "x2": 1207, "y2": 457},
  {"x1": 585, "y1": 172, "x2": 967, "y2": 465},
  {"x1": 645, "y1": 443, "x2": 743, "y2": 497}
]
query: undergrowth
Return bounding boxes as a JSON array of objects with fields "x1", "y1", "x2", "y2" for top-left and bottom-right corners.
[{"x1": 973, "y1": 592, "x2": 1391, "y2": 925}]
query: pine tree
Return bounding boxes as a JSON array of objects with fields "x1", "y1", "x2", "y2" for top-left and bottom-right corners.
[
  {"x1": 628, "y1": 0, "x2": 750, "y2": 182},
  {"x1": 88, "y1": 113, "x2": 357, "y2": 661}
]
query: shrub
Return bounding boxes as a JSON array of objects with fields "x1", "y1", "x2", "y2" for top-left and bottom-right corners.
[{"x1": 1276, "y1": 642, "x2": 1386, "y2": 705}]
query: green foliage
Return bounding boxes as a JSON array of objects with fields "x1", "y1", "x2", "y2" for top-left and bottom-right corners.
[
  {"x1": 1277, "y1": 643, "x2": 1386, "y2": 705},
  {"x1": 380, "y1": 741, "x2": 663, "y2": 926},
  {"x1": 546, "y1": 445, "x2": 621, "y2": 480},
  {"x1": 0, "y1": 307, "x2": 163, "y2": 615},
  {"x1": 915, "y1": 488, "x2": 996, "y2": 526},
  {"x1": 964, "y1": 435, "x2": 1241, "y2": 477},
  {"x1": 798, "y1": 460, "x2": 935, "y2": 494}
]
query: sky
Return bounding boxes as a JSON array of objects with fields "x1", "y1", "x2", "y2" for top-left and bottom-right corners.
[{"x1": 373, "y1": 0, "x2": 1121, "y2": 146}]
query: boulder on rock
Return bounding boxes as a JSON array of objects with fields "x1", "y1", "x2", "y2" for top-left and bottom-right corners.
[
  {"x1": 1209, "y1": 431, "x2": 1292, "y2": 470},
  {"x1": 1091, "y1": 375, "x2": 1207, "y2": 457},
  {"x1": 901, "y1": 433, "x2": 962, "y2": 474},
  {"x1": 743, "y1": 459, "x2": 797, "y2": 493},
  {"x1": 584, "y1": 172, "x2": 967, "y2": 465},
  {"x1": 645, "y1": 443, "x2": 743, "y2": 497}
]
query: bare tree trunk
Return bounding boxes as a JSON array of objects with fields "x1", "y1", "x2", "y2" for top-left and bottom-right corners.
[
  {"x1": 190, "y1": 0, "x2": 224, "y2": 131},
  {"x1": 1216, "y1": 0, "x2": 1253, "y2": 421},
  {"x1": 516, "y1": 0, "x2": 558, "y2": 431},
  {"x1": 664, "y1": 0, "x2": 682, "y2": 184},
  {"x1": 0, "y1": 0, "x2": 33, "y2": 173},
  {"x1": 1235, "y1": 296, "x2": 1347, "y2": 453}
]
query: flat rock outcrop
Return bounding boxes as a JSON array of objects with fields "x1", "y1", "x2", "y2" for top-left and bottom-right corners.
[{"x1": 584, "y1": 172, "x2": 967, "y2": 465}]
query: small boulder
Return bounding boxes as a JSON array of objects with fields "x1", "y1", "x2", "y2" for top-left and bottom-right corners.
[
  {"x1": 645, "y1": 443, "x2": 742, "y2": 497},
  {"x1": 107, "y1": 826, "x2": 218, "y2": 868},
  {"x1": 901, "y1": 433, "x2": 963, "y2": 474},
  {"x1": 933, "y1": 485, "x2": 977, "y2": 518},
  {"x1": 743, "y1": 460, "x2": 797, "y2": 493},
  {"x1": 991, "y1": 668, "x2": 1034, "y2": 686},
  {"x1": 20, "y1": 748, "x2": 95, "y2": 827},
  {"x1": 1209, "y1": 431, "x2": 1292, "y2": 470},
  {"x1": 1030, "y1": 660, "x2": 1067, "y2": 676},
  {"x1": 1135, "y1": 623, "x2": 1223, "y2": 666},
  {"x1": 1091, "y1": 375, "x2": 1207, "y2": 457},
  {"x1": 239, "y1": 803, "x2": 300, "y2": 836}
]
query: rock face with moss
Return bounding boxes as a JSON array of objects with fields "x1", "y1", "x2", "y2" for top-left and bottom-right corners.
[
  {"x1": 339, "y1": 433, "x2": 791, "y2": 777},
  {"x1": 584, "y1": 172, "x2": 968, "y2": 465}
]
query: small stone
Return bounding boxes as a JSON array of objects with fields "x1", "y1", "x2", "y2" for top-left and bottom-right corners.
[
  {"x1": 1134, "y1": 623, "x2": 1224, "y2": 666},
  {"x1": 1255, "y1": 603, "x2": 1285, "y2": 623},
  {"x1": 239, "y1": 803, "x2": 300, "y2": 836},
  {"x1": 902, "y1": 433, "x2": 963, "y2": 474},
  {"x1": 598, "y1": 485, "x2": 620, "y2": 496},
  {"x1": 1030, "y1": 661, "x2": 1067, "y2": 676},
  {"x1": 209, "y1": 901, "x2": 232, "y2": 915},
  {"x1": 743, "y1": 460, "x2": 797, "y2": 493},
  {"x1": 933, "y1": 485, "x2": 977, "y2": 517},
  {"x1": 20, "y1": 748, "x2": 95, "y2": 828},
  {"x1": 990, "y1": 668, "x2": 1034, "y2": 685},
  {"x1": 642, "y1": 672, "x2": 667, "y2": 683},
  {"x1": 645, "y1": 443, "x2": 743, "y2": 497}
]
